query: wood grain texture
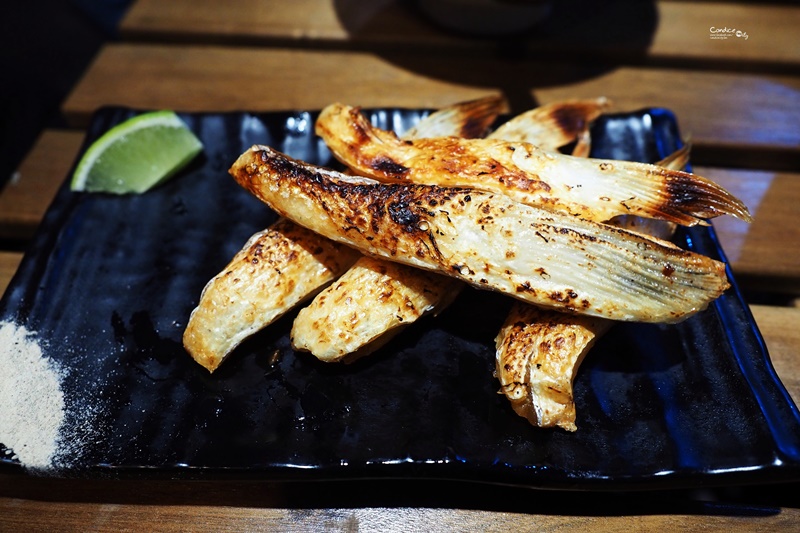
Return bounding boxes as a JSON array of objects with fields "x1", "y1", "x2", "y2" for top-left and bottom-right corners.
[
  {"x1": 119, "y1": 0, "x2": 800, "y2": 71},
  {"x1": 0, "y1": 130, "x2": 84, "y2": 240},
  {"x1": 532, "y1": 67, "x2": 800, "y2": 170},
  {"x1": 0, "y1": 252, "x2": 22, "y2": 296},
  {"x1": 1, "y1": 469, "x2": 800, "y2": 530},
  {"x1": 753, "y1": 304, "x2": 800, "y2": 408},
  {"x1": 701, "y1": 166, "x2": 800, "y2": 293},
  {"x1": 61, "y1": 45, "x2": 800, "y2": 171},
  {"x1": 653, "y1": 2, "x2": 799, "y2": 69},
  {"x1": 121, "y1": 0, "x2": 444, "y2": 47},
  {"x1": 1, "y1": 499, "x2": 800, "y2": 532},
  {"x1": 62, "y1": 45, "x2": 500, "y2": 127}
]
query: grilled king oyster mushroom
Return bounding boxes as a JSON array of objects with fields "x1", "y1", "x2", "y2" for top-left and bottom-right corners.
[{"x1": 230, "y1": 145, "x2": 730, "y2": 324}]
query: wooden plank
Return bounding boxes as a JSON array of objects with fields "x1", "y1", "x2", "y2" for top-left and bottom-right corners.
[
  {"x1": 119, "y1": 0, "x2": 800, "y2": 71},
  {"x1": 531, "y1": 66, "x2": 800, "y2": 170},
  {"x1": 61, "y1": 45, "x2": 502, "y2": 125},
  {"x1": 1, "y1": 498, "x2": 800, "y2": 533},
  {"x1": 700, "y1": 166, "x2": 800, "y2": 293},
  {"x1": 61, "y1": 45, "x2": 800, "y2": 169},
  {"x1": 522, "y1": 1, "x2": 800, "y2": 72},
  {"x1": 0, "y1": 251, "x2": 22, "y2": 296},
  {"x1": 0, "y1": 130, "x2": 84, "y2": 240},
  {"x1": 753, "y1": 304, "x2": 800, "y2": 409},
  {"x1": 652, "y1": 2, "x2": 800, "y2": 70},
  {"x1": 120, "y1": 0, "x2": 443, "y2": 47}
]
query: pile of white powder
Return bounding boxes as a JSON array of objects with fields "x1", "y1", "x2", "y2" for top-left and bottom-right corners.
[{"x1": 0, "y1": 320, "x2": 66, "y2": 470}]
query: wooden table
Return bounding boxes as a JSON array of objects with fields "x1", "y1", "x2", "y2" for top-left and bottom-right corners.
[{"x1": 2, "y1": 1, "x2": 799, "y2": 530}]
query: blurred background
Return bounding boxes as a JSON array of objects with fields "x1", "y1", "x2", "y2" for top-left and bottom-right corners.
[{"x1": 0, "y1": 1, "x2": 132, "y2": 189}]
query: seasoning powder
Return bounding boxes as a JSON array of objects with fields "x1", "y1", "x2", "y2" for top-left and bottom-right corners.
[{"x1": 0, "y1": 320, "x2": 66, "y2": 470}]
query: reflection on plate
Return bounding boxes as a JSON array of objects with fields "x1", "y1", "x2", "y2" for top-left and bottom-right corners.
[{"x1": 2, "y1": 106, "x2": 800, "y2": 489}]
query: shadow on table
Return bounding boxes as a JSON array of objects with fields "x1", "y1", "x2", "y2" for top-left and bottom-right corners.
[
  {"x1": 3, "y1": 474, "x2": 799, "y2": 517},
  {"x1": 333, "y1": 0, "x2": 659, "y2": 112}
]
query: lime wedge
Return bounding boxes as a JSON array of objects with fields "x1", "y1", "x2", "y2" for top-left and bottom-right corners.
[{"x1": 71, "y1": 110, "x2": 204, "y2": 194}]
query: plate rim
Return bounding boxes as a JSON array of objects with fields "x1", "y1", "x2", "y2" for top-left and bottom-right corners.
[{"x1": 2, "y1": 105, "x2": 800, "y2": 489}]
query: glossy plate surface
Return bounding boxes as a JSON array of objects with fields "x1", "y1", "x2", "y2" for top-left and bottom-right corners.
[{"x1": 2, "y1": 107, "x2": 800, "y2": 489}]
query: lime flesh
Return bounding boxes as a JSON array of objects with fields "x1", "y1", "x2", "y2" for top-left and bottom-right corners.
[{"x1": 71, "y1": 111, "x2": 203, "y2": 194}]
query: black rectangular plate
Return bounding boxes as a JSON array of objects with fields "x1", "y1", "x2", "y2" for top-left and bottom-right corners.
[{"x1": 2, "y1": 106, "x2": 800, "y2": 489}]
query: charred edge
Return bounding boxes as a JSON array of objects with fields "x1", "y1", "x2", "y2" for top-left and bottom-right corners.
[
  {"x1": 245, "y1": 148, "x2": 345, "y2": 208},
  {"x1": 262, "y1": 149, "x2": 329, "y2": 190},
  {"x1": 264, "y1": 147, "x2": 464, "y2": 209},
  {"x1": 348, "y1": 106, "x2": 372, "y2": 145},
  {"x1": 453, "y1": 96, "x2": 503, "y2": 139},
  {"x1": 556, "y1": 226, "x2": 598, "y2": 243},
  {"x1": 230, "y1": 151, "x2": 263, "y2": 192},
  {"x1": 371, "y1": 156, "x2": 409, "y2": 178},
  {"x1": 460, "y1": 116, "x2": 491, "y2": 139},
  {"x1": 369, "y1": 200, "x2": 386, "y2": 234},
  {"x1": 249, "y1": 148, "x2": 465, "y2": 259},
  {"x1": 550, "y1": 104, "x2": 592, "y2": 137},
  {"x1": 663, "y1": 170, "x2": 708, "y2": 212},
  {"x1": 388, "y1": 200, "x2": 421, "y2": 231},
  {"x1": 662, "y1": 169, "x2": 749, "y2": 222}
]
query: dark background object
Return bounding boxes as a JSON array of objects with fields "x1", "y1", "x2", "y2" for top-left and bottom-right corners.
[{"x1": 0, "y1": 1, "x2": 131, "y2": 190}]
